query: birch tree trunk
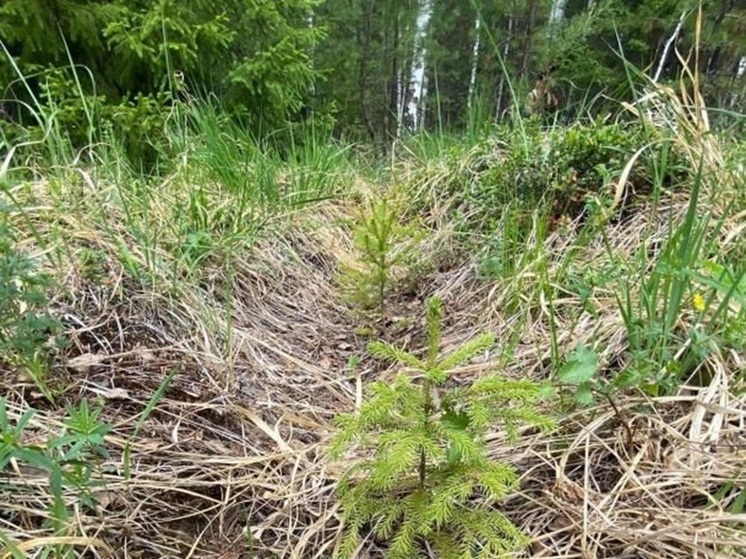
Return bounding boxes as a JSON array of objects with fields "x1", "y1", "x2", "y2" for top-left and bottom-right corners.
[
  {"x1": 549, "y1": 0, "x2": 567, "y2": 26},
  {"x1": 652, "y1": 10, "x2": 688, "y2": 83},
  {"x1": 733, "y1": 56, "x2": 746, "y2": 110},
  {"x1": 467, "y1": 15, "x2": 481, "y2": 113},
  {"x1": 406, "y1": 0, "x2": 433, "y2": 132}
]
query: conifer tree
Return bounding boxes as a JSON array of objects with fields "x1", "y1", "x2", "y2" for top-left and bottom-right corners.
[
  {"x1": 329, "y1": 296, "x2": 555, "y2": 559},
  {"x1": 0, "y1": 0, "x2": 323, "y2": 134}
]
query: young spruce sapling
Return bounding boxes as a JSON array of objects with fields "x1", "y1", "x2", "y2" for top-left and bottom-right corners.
[{"x1": 329, "y1": 296, "x2": 555, "y2": 559}]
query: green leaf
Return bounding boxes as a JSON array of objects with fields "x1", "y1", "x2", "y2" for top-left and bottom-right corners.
[
  {"x1": 558, "y1": 345, "x2": 599, "y2": 385},
  {"x1": 0, "y1": 531, "x2": 26, "y2": 559},
  {"x1": 14, "y1": 447, "x2": 56, "y2": 472},
  {"x1": 537, "y1": 380, "x2": 555, "y2": 400},
  {"x1": 612, "y1": 368, "x2": 641, "y2": 390},
  {"x1": 14, "y1": 408, "x2": 37, "y2": 435},
  {"x1": 731, "y1": 486, "x2": 746, "y2": 514},
  {"x1": 573, "y1": 383, "x2": 595, "y2": 406}
]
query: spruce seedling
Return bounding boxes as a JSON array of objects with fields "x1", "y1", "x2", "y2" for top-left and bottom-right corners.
[
  {"x1": 329, "y1": 297, "x2": 554, "y2": 559},
  {"x1": 341, "y1": 195, "x2": 419, "y2": 314}
]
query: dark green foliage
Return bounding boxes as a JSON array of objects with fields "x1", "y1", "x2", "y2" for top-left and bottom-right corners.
[
  {"x1": 0, "y1": 0, "x2": 324, "y2": 163},
  {"x1": 28, "y1": 65, "x2": 176, "y2": 168},
  {"x1": 330, "y1": 297, "x2": 554, "y2": 558},
  {"x1": 2, "y1": 0, "x2": 745, "y2": 156}
]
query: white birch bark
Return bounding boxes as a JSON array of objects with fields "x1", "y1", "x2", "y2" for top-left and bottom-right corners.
[
  {"x1": 549, "y1": 0, "x2": 567, "y2": 25},
  {"x1": 733, "y1": 56, "x2": 746, "y2": 110},
  {"x1": 467, "y1": 15, "x2": 481, "y2": 112},
  {"x1": 396, "y1": 68, "x2": 405, "y2": 138},
  {"x1": 653, "y1": 10, "x2": 688, "y2": 83},
  {"x1": 406, "y1": 0, "x2": 433, "y2": 131}
]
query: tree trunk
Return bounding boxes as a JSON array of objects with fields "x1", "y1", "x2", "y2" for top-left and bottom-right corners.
[
  {"x1": 407, "y1": 0, "x2": 433, "y2": 132},
  {"x1": 467, "y1": 15, "x2": 481, "y2": 113},
  {"x1": 652, "y1": 10, "x2": 687, "y2": 83},
  {"x1": 549, "y1": 0, "x2": 567, "y2": 26}
]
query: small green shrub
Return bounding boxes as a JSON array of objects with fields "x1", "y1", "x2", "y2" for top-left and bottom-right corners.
[
  {"x1": 453, "y1": 119, "x2": 686, "y2": 230},
  {"x1": 340, "y1": 194, "x2": 422, "y2": 314},
  {"x1": 330, "y1": 297, "x2": 554, "y2": 559},
  {"x1": 0, "y1": 220, "x2": 62, "y2": 389},
  {"x1": 555, "y1": 344, "x2": 639, "y2": 446}
]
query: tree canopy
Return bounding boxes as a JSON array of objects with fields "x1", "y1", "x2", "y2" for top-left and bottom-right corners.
[{"x1": 1, "y1": 0, "x2": 744, "y2": 156}]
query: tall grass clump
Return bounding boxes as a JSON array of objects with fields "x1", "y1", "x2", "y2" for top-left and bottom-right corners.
[
  {"x1": 610, "y1": 164, "x2": 711, "y2": 394},
  {"x1": 597, "y1": 23, "x2": 746, "y2": 395},
  {"x1": 2, "y1": 67, "x2": 353, "y2": 288}
]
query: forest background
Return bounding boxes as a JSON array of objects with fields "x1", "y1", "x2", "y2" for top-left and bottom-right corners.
[{"x1": 1, "y1": 0, "x2": 745, "y2": 163}]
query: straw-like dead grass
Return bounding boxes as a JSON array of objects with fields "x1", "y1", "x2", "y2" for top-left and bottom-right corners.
[
  {"x1": 3, "y1": 48, "x2": 745, "y2": 554},
  {"x1": 2, "y1": 163, "x2": 744, "y2": 559}
]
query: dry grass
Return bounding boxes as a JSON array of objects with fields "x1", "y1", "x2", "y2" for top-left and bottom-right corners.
[
  {"x1": 2, "y1": 55, "x2": 745, "y2": 556},
  {"x1": 2, "y1": 172, "x2": 745, "y2": 559}
]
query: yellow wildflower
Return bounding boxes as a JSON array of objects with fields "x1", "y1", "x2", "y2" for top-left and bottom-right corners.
[{"x1": 692, "y1": 292, "x2": 706, "y2": 312}]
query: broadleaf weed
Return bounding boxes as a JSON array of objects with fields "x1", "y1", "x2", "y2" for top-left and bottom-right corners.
[
  {"x1": 0, "y1": 218, "x2": 63, "y2": 400},
  {"x1": 0, "y1": 397, "x2": 112, "y2": 549}
]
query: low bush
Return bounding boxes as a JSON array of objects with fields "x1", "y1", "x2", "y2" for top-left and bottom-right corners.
[{"x1": 451, "y1": 118, "x2": 687, "y2": 230}]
